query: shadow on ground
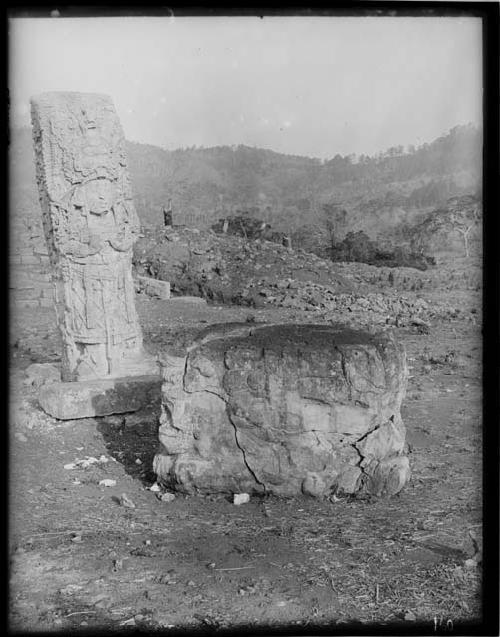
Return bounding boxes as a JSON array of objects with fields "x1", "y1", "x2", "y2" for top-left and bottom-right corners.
[{"x1": 96, "y1": 404, "x2": 161, "y2": 485}]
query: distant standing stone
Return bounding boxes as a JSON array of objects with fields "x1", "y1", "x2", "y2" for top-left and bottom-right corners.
[
  {"x1": 163, "y1": 208, "x2": 173, "y2": 227},
  {"x1": 137, "y1": 275, "x2": 171, "y2": 300}
]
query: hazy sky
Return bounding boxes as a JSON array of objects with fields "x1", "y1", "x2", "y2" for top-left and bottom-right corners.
[{"x1": 9, "y1": 16, "x2": 482, "y2": 158}]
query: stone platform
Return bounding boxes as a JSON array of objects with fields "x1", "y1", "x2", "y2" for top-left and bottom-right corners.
[
  {"x1": 38, "y1": 372, "x2": 161, "y2": 420},
  {"x1": 153, "y1": 322, "x2": 410, "y2": 498}
]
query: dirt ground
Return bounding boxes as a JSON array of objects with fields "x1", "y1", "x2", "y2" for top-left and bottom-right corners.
[{"x1": 9, "y1": 283, "x2": 483, "y2": 633}]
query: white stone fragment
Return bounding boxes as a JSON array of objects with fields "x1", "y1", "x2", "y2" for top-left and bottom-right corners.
[
  {"x1": 99, "y1": 479, "x2": 117, "y2": 487},
  {"x1": 233, "y1": 493, "x2": 250, "y2": 505},
  {"x1": 160, "y1": 492, "x2": 176, "y2": 503}
]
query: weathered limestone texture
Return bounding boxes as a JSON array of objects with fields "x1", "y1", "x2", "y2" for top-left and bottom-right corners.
[
  {"x1": 30, "y1": 92, "x2": 157, "y2": 382},
  {"x1": 38, "y1": 375, "x2": 162, "y2": 420},
  {"x1": 154, "y1": 323, "x2": 410, "y2": 498}
]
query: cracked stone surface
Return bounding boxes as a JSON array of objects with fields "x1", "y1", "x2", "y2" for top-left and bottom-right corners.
[{"x1": 153, "y1": 323, "x2": 410, "y2": 498}]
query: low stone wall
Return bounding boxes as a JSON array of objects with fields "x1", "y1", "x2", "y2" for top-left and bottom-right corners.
[
  {"x1": 10, "y1": 214, "x2": 54, "y2": 308},
  {"x1": 10, "y1": 213, "x2": 177, "y2": 309}
]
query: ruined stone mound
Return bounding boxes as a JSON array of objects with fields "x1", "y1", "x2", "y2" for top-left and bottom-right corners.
[{"x1": 153, "y1": 323, "x2": 410, "y2": 498}]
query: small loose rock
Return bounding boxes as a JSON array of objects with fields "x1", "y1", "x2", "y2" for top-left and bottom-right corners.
[
  {"x1": 119, "y1": 493, "x2": 136, "y2": 509},
  {"x1": 99, "y1": 479, "x2": 117, "y2": 487},
  {"x1": 233, "y1": 493, "x2": 250, "y2": 505},
  {"x1": 160, "y1": 492, "x2": 176, "y2": 503}
]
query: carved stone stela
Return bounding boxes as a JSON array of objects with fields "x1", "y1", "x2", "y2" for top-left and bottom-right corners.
[{"x1": 31, "y1": 92, "x2": 155, "y2": 382}]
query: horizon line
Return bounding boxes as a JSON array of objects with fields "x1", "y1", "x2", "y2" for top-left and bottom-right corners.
[{"x1": 11, "y1": 121, "x2": 481, "y2": 163}]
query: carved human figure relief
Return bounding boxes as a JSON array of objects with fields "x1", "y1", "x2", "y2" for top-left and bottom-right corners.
[{"x1": 31, "y1": 92, "x2": 156, "y2": 381}]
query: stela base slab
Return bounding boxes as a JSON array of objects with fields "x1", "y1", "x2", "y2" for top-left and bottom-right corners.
[{"x1": 38, "y1": 374, "x2": 162, "y2": 420}]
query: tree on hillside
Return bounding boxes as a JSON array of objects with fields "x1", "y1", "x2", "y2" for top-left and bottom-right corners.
[
  {"x1": 406, "y1": 178, "x2": 457, "y2": 208},
  {"x1": 449, "y1": 202, "x2": 481, "y2": 258},
  {"x1": 331, "y1": 231, "x2": 375, "y2": 263},
  {"x1": 410, "y1": 195, "x2": 481, "y2": 257},
  {"x1": 291, "y1": 224, "x2": 329, "y2": 257}
]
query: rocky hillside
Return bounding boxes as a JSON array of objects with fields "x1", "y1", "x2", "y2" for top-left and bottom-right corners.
[
  {"x1": 10, "y1": 124, "x2": 481, "y2": 253},
  {"x1": 133, "y1": 227, "x2": 481, "y2": 328},
  {"x1": 133, "y1": 227, "x2": 354, "y2": 305},
  {"x1": 127, "y1": 124, "x2": 481, "y2": 236}
]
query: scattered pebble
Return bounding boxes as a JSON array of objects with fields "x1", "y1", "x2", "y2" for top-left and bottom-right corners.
[
  {"x1": 119, "y1": 493, "x2": 136, "y2": 509},
  {"x1": 64, "y1": 455, "x2": 109, "y2": 470},
  {"x1": 149, "y1": 483, "x2": 161, "y2": 492},
  {"x1": 135, "y1": 458, "x2": 142, "y2": 465},
  {"x1": 119, "y1": 617, "x2": 136, "y2": 627},
  {"x1": 70, "y1": 533, "x2": 83, "y2": 543},
  {"x1": 60, "y1": 584, "x2": 84, "y2": 595},
  {"x1": 99, "y1": 479, "x2": 117, "y2": 487},
  {"x1": 112, "y1": 558, "x2": 124, "y2": 571},
  {"x1": 233, "y1": 493, "x2": 250, "y2": 505},
  {"x1": 160, "y1": 492, "x2": 176, "y2": 503},
  {"x1": 404, "y1": 610, "x2": 416, "y2": 621}
]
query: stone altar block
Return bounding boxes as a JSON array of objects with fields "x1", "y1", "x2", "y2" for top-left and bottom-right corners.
[
  {"x1": 30, "y1": 92, "x2": 159, "y2": 419},
  {"x1": 153, "y1": 323, "x2": 411, "y2": 498}
]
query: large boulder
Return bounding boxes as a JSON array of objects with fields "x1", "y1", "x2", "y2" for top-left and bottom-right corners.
[{"x1": 153, "y1": 323, "x2": 410, "y2": 498}]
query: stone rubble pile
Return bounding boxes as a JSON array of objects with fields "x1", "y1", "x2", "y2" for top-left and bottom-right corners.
[
  {"x1": 335, "y1": 261, "x2": 482, "y2": 293},
  {"x1": 134, "y1": 226, "x2": 470, "y2": 323},
  {"x1": 134, "y1": 226, "x2": 354, "y2": 299},
  {"x1": 240, "y1": 278, "x2": 470, "y2": 323}
]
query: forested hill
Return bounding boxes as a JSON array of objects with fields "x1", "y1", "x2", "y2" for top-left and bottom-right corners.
[{"x1": 10, "y1": 123, "x2": 481, "y2": 242}]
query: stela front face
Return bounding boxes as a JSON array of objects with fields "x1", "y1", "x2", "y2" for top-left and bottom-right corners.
[{"x1": 30, "y1": 92, "x2": 155, "y2": 382}]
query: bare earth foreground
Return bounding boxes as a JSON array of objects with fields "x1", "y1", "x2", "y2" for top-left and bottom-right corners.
[{"x1": 9, "y1": 281, "x2": 482, "y2": 633}]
